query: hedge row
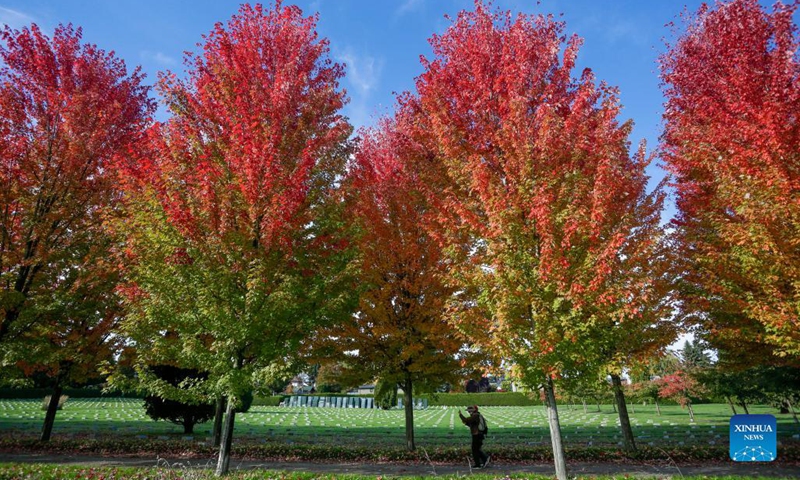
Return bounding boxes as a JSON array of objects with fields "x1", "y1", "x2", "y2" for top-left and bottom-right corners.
[
  {"x1": 251, "y1": 396, "x2": 283, "y2": 406},
  {"x1": 0, "y1": 388, "x2": 143, "y2": 399},
  {"x1": 423, "y1": 392, "x2": 541, "y2": 406},
  {"x1": 2, "y1": 436, "x2": 797, "y2": 463}
]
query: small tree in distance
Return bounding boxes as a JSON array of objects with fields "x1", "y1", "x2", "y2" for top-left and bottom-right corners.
[{"x1": 658, "y1": 370, "x2": 706, "y2": 422}]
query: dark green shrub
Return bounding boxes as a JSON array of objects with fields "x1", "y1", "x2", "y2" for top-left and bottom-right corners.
[
  {"x1": 252, "y1": 395, "x2": 284, "y2": 406},
  {"x1": 143, "y1": 365, "x2": 214, "y2": 434},
  {"x1": 374, "y1": 380, "x2": 397, "y2": 409},
  {"x1": 235, "y1": 390, "x2": 254, "y2": 413}
]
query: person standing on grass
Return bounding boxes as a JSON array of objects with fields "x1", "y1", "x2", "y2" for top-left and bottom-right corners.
[{"x1": 459, "y1": 405, "x2": 490, "y2": 468}]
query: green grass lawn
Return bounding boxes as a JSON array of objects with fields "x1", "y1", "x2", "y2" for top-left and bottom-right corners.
[{"x1": 1, "y1": 398, "x2": 798, "y2": 449}]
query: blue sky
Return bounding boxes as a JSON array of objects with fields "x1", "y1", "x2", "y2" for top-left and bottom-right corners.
[{"x1": 0, "y1": 1, "x2": 782, "y2": 204}]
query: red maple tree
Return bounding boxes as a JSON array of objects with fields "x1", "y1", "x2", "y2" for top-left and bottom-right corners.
[
  {"x1": 0, "y1": 23, "x2": 153, "y2": 441},
  {"x1": 312, "y1": 118, "x2": 475, "y2": 452},
  {"x1": 119, "y1": 3, "x2": 352, "y2": 475},
  {"x1": 661, "y1": 0, "x2": 800, "y2": 361},
  {"x1": 402, "y1": 3, "x2": 666, "y2": 477},
  {"x1": 657, "y1": 370, "x2": 706, "y2": 422}
]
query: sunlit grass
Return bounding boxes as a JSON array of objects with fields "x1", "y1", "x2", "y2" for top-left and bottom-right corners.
[{"x1": 1, "y1": 398, "x2": 797, "y2": 448}]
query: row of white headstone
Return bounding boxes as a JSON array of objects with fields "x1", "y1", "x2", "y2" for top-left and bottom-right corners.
[{"x1": 282, "y1": 396, "x2": 429, "y2": 409}]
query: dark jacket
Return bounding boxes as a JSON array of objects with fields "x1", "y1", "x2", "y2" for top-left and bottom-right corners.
[{"x1": 459, "y1": 410, "x2": 482, "y2": 436}]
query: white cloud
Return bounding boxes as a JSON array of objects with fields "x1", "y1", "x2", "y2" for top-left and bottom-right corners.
[
  {"x1": 336, "y1": 48, "x2": 385, "y2": 130},
  {"x1": 395, "y1": 0, "x2": 423, "y2": 17},
  {"x1": 140, "y1": 50, "x2": 178, "y2": 67},
  {"x1": 337, "y1": 48, "x2": 383, "y2": 96},
  {"x1": 0, "y1": 6, "x2": 35, "y2": 30}
]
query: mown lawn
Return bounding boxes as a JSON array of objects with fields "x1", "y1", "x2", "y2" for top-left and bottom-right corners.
[{"x1": 1, "y1": 398, "x2": 798, "y2": 449}]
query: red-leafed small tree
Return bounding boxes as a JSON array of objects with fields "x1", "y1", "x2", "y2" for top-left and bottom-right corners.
[
  {"x1": 658, "y1": 370, "x2": 706, "y2": 422},
  {"x1": 0, "y1": 24, "x2": 153, "y2": 441},
  {"x1": 118, "y1": 3, "x2": 353, "y2": 475},
  {"x1": 405, "y1": 4, "x2": 668, "y2": 476},
  {"x1": 661, "y1": 0, "x2": 800, "y2": 361}
]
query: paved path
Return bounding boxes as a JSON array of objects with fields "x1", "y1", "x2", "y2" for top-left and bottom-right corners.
[{"x1": 1, "y1": 453, "x2": 798, "y2": 477}]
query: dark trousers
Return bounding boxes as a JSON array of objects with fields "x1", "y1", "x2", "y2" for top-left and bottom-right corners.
[{"x1": 471, "y1": 433, "x2": 488, "y2": 467}]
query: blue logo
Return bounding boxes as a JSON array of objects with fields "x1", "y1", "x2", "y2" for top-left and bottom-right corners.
[{"x1": 729, "y1": 414, "x2": 776, "y2": 462}]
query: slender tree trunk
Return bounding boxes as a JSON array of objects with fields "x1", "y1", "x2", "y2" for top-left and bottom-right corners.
[
  {"x1": 726, "y1": 396, "x2": 737, "y2": 415},
  {"x1": 786, "y1": 398, "x2": 800, "y2": 427},
  {"x1": 213, "y1": 395, "x2": 225, "y2": 447},
  {"x1": 687, "y1": 400, "x2": 695, "y2": 422},
  {"x1": 184, "y1": 419, "x2": 195, "y2": 434},
  {"x1": 739, "y1": 401, "x2": 749, "y2": 415},
  {"x1": 612, "y1": 401, "x2": 617, "y2": 413},
  {"x1": 596, "y1": 401, "x2": 601, "y2": 412},
  {"x1": 40, "y1": 383, "x2": 62, "y2": 442},
  {"x1": 543, "y1": 376, "x2": 568, "y2": 480},
  {"x1": 0, "y1": 308, "x2": 20, "y2": 343},
  {"x1": 610, "y1": 374, "x2": 636, "y2": 454},
  {"x1": 654, "y1": 399, "x2": 661, "y2": 416},
  {"x1": 215, "y1": 396, "x2": 236, "y2": 476},
  {"x1": 403, "y1": 377, "x2": 415, "y2": 452},
  {"x1": 582, "y1": 399, "x2": 587, "y2": 414}
]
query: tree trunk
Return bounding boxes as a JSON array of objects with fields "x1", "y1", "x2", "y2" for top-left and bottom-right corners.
[
  {"x1": 726, "y1": 396, "x2": 737, "y2": 415},
  {"x1": 0, "y1": 308, "x2": 20, "y2": 343},
  {"x1": 786, "y1": 398, "x2": 800, "y2": 427},
  {"x1": 40, "y1": 384, "x2": 62, "y2": 442},
  {"x1": 183, "y1": 419, "x2": 195, "y2": 435},
  {"x1": 582, "y1": 399, "x2": 587, "y2": 414},
  {"x1": 215, "y1": 396, "x2": 236, "y2": 476},
  {"x1": 596, "y1": 401, "x2": 601, "y2": 412},
  {"x1": 654, "y1": 399, "x2": 661, "y2": 416},
  {"x1": 610, "y1": 374, "x2": 636, "y2": 454},
  {"x1": 402, "y1": 377, "x2": 415, "y2": 452},
  {"x1": 543, "y1": 376, "x2": 568, "y2": 480},
  {"x1": 739, "y1": 401, "x2": 749, "y2": 415},
  {"x1": 612, "y1": 401, "x2": 617, "y2": 413},
  {"x1": 687, "y1": 401, "x2": 695, "y2": 422},
  {"x1": 212, "y1": 395, "x2": 225, "y2": 447}
]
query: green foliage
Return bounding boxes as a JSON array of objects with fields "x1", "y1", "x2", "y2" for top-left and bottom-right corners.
[
  {"x1": 317, "y1": 384, "x2": 343, "y2": 393},
  {"x1": 251, "y1": 396, "x2": 284, "y2": 407},
  {"x1": 236, "y1": 390, "x2": 254, "y2": 413},
  {"x1": 423, "y1": 392, "x2": 540, "y2": 406},
  {"x1": 681, "y1": 340, "x2": 713, "y2": 369},
  {"x1": 374, "y1": 380, "x2": 397, "y2": 409},
  {"x1": 142, "y1": 365, "x2": 215, "y2": 434}
]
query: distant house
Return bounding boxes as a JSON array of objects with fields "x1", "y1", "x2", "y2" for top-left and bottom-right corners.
[
  {"x1": 288, "y1": 373, "x2": 312, "y2": 394},
  {"x1": 355, "y1": 384, "x2": 375, "y2": 395}
]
